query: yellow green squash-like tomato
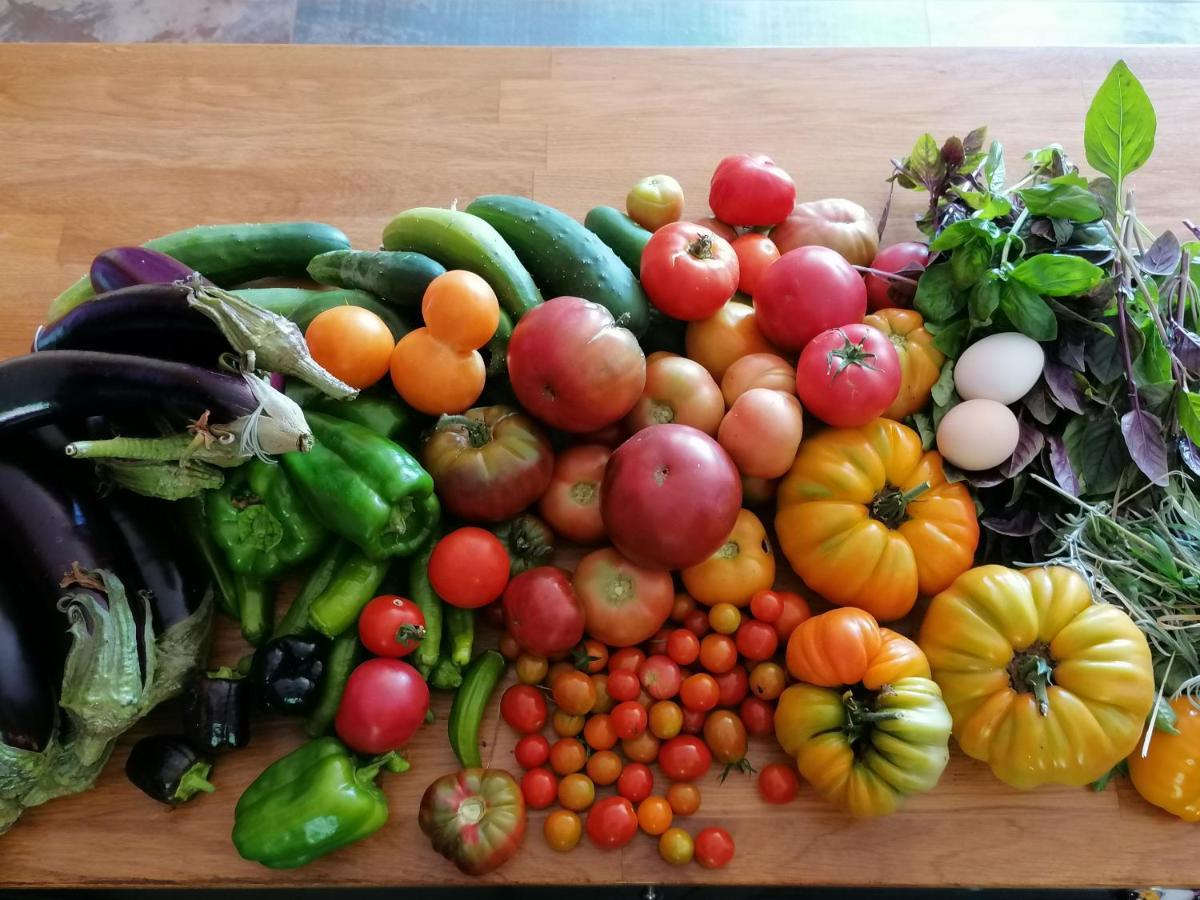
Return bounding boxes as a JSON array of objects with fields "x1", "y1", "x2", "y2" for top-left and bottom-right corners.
[{"x1": 1129, "y1": 696, "x2": 1200, "y2": 821}]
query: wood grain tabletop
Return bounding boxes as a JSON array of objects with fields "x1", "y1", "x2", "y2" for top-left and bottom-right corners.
[{"x1": 0, "y1": 43, "x2": 1197, "y2": 889}]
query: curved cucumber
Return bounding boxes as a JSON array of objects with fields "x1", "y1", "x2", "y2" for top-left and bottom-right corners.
[
  {"x1": 467, "y1": 195, "x2": 650, "y2": 336},
  {"x1": 307, "y1": 250, "x2": 446, "y2": 309},
  {"x1": 48, "y1": 222, "x2": 351, "y2": 320},
  {"x1": 234, "y1": 287, "x2": 412, "y2": 341},
  {"x1": 447, "y1": 650, "x2": 505, "y2": 768},
  {"x1": 584, "y1": 206, "x2": 652, "y2": 273},
  {"x1": 381, "y1": 208, "x2": 541, "y2": 320}
]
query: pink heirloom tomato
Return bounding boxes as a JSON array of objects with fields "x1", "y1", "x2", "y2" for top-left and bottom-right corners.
[
  {"x1": 627, "y1": 355, "x2": 725, "y2": 436},
  {"x1": 718, "y1": 388, "x2": 804, "y2": 479}
]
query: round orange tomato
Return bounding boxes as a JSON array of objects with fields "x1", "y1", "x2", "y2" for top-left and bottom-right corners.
[
  {"x1": 637, "y1": 795, "x2": 674, "y2": 835},
  {"x1": 305, "y1": 305, "x2": 395, "y2": 390},
  {"x1": 583, "y1": 714, "x2": 618, "y2": 751},
  {"x1": 544, "y1": 809, "x2": 582, "y2": 852},
  {"x1": 721, "y1": 352, "x2": 795, "y2": 405},
  {"x1": 649, "y1": 700, "x2": 684, "y2": 739},
  {"x1": 685, "y1": 300, "x2": 778, "y2": 382},
  {"x1": 622, "y1": 731, "x2": 662, "y2": 763},
  {"x1": 590, "y1": 673, "x2": 613, "y2": 713},
  {"x1": 708, "y1": 602, "x2": 742, "y2": 635},
  {"x1": 586, "y1": 749, "x2": 623, "y2": 785},
  {"x1": 627, "y1": 174, "x2": 685, "y2": 231},
  {"x1": 390, "y1": 327, "x2": 485, "y2": 414},
  {"x1": 558, "y1": 773, "x2": 596, "y2": 811},
  {"x1": 627, "y1": 355, "x2": 724, "y2": 437},
  {"x1": 682, "y1": 508, "x2": 776, "y2": 607},
  {"x1": 573, "y1": 547, "x2": 675, "y2": 647},
  {"x1": 553, "y1": 670, "x2": 597, "y2": 716},
  {"x1": 549, "y1": 738, "x2": 587, "y2": 775},
  {"x1": 421, "y1": 270, "x2": 500, "y2": 352},
  {"x1": 666, "y1": 782, "x2": 701, "y2": 816},
  {"x1": 515, "y1": 653, "x2": 548, "y2": 685},
  {"x1": 659, "y1": 827, "x2": 694, "y2": 865},
  {"x1": 749, "y1": 661, "x2": 787, "y2": 700},
  {"x1": 731, "y1": 233, "x2": 781, "y2": 296},
  {"x1": 718, "y1": 389, "x2": 804, "y2": 479},
  {"x1": 552, "y1": 710, "x2": 585, "y2": 738}
]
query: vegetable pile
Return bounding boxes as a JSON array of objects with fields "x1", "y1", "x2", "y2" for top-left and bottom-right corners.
[{"x1": 7, "y1": 57, "x2": 1200, "y2": 875}]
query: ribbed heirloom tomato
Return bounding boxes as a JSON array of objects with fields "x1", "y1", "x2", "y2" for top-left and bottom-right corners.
[{"x1": 862, "y1": 308, "x2": 944, "y2": 420}]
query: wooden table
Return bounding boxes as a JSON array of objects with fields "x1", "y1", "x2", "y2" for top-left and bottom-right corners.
[{"x1": 0, "y1": 43, "x2": 1197, "y2": 889}]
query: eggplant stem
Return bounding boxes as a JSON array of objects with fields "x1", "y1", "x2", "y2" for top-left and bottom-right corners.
[{"x1": 65, "y1": 433, "x2": 244, "y2": 467}]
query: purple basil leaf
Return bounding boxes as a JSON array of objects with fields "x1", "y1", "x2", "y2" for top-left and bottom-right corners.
[
  {"x1": 981, "y1": 506, "x2": 1042, "y2": 537},
  {"x1": 1048, "y1": 434, "x2": 1080, "y2": 495},
  {"x1": 1179, "y1": 436, "x2": 1200, "y2": 477},
  {"x1": 967, "y1": 470, "x2": 1007, "y2": 489},
  {"x1": 1029, "y1": 218, "x2": 1054, "y2": 241},
  {"x1": 1022, "y1": 382, "x2": 1058, "y2": 425},
  {"x1": 999, "y1": 420, "x2": 1046, "y2": 478},
  {"x1": 1057, "y1": 324, "x2": 1088, "y2": 372},
  {"x1": 1170, "y1": 319, "x2": 1200, "y2": 376},
  {"x1": 1120, "y1": 409, "x2": 1169, "y2": 486},
  {"x1": 1139, "y1": 230, "x2": 1181, "y2": 277},
  {"x1": 1042, "y1": 363, "x2": 1085, "y2": 414}
]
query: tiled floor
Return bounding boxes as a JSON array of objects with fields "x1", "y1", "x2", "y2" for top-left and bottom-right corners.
[{"x1": 1, "y1": 0, "x2": 1199, "y2": 45}]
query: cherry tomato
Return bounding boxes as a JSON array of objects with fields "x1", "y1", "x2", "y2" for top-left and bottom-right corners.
[
  {"x1": 865, "y1": 241, "x2": 930, "y2": 311},
  {"x1": 549, "y1": 738, "x2": 587, "y2": 775},
  {"x1": 683, "y1": 608, "x2": 711, "y2": 638},
  {"x1": 515, "y1": 653, "x2": 548, "y2": 685},
  {"x1": 749, "y1": 661, "x2": 787, "y2": 701},
  {"x1": 622, "y1": 730, "x2": 661, "y2": 763},
  {"x1": 659, "y1": 827, "x2": 694, "y2": 865},
  {"x1": 617, "y1": 762, "x2": 654, "y2": 803},
  {"x1": 627, "y1": 355, "x2": 725, "y2": 437},
  {"x1": 641, "y1": 222, "x2": 740, "y2": 321},
  {"x1": 659, "y1": 735, "x2": 713, "y2": 782},
  {"x1": 609, "y1": 647, "x2": 646, "y2": 673},
  {"x1": 305, "y1": 305, "x2": 394, "y2": 390},
  {"x1": 773, "y1": 591, "x2": 812, "y2": 641},
  {"x1": 681, "y1": 706, "x2": 707, "y2": 734},
  {"x1": 646, "y1": 628, "x2": 672, "y2": 657},
  {"x1": 753, "y1": 246, "x2": 868, "y2": 353},
  {"x1": 715, "y1": 664, "x2": 749, "y2": 707},
  {"x1": 547, "y1": 660, "x2": 576, "y2": 687},
  {"x1": 500, "y1": 684, "x2": 548, "y2": 734},
  {"x1": 611, "y1": 700, "x2": 648, "y2": 739},
  {"x1": 686, "y1": 300, "x2": 778, "y2": 383},
  {"x1": 627, "y1": 174, "x2": 685, "y2": 231},
  {"x1": 736, "y1": 620, "x2": 779, "y2": 661},
  {"x1": 637, "y1": 795, "x2": 674, "y2": 836},
  {"x1": 710, "y1": 153, "x2": 796, "y2": 226},
  {"x1": 667, "y1": 629, "x2": 701, "y2": 666},
  {"x1": 590, "y1": 673, "x2": 614, "y2": 714},
  {"x1": 586, "y1": 749, "x2": 623, "y2": 786},
  {"x1": 390, "y1": 327, "x2": 485, "y2": 414},
  {"x1": 721, "y1": 352, "x2": 796, "y2": 406},
  {"x1": 581, "y1": 714, "x2": 615, "y2": 751},
  {"x1": 695, "y1": 827, "x2": 736, "y2": 869},
  {"x1": 544, "y1": 809, "x2": 583, "y2": 852},
  {"x1": 606, "y1": 669, "x2": 641, "y2": 702},
  {"x1": 521, "y1": 767, "x2": 558, "y2": 810},
  {"x1": 680, "y1": 673, "x2": 719, "y2": 713},
  {"x1": 708, "y1": 603, "x2": 742, "y2": 635},
  {"x1": 667, "y1": 782, "x2": 702, "y2": 816},
  {"x1": 759, "y1": 763, "x2": 800, "y2": 804},
  {"x1": 638, "y1": 655, "x2": 682, "y2": 701},
  {"x1": 429, "y1": 528, "x2": 511, "y2": 608},
  {"x1": 334, "y1": 658, "x2": 429, "y2": 754},
  {"x1": 421, "y1": 269, "x2": 500, "y2": 352},
  {"x1": 578, "y1": 639, "x2": 609, "y2": 674},
  {"x1": 649, "y1": 700, "x2": 684, "y2": 740},
  {"x1": 699, "y1": 633, "x2": 737, "y2": 674},
  {"x1": 703, "y1": 710, "x2": 748, "y2": 766},
  {"x1": 718, "y1": 387, "x2": 805, "y2": 480},
  {"x1": 671, "y1": 593, "x2": 696, "y2": 623},
  {"x1": 749, "y1": 589, "x2": 783, "y2": 623},
  {"x1": 552, "y1": 710, "x2": 585, "y2": 738},
  {"x1": 739, "y1": 695, "x2": 775, "y2": 737},
  {"x1": 553, "y1": 670, "x2": 597, "y2": 716},
  {"x1": 514, "y1": 733, "x2": 551, "y2": 769},
  {"x1": 693, "y1": 215, "x2": 739, "y2": 242},
  {"x1": 796, "y1": 324, "x2": 901, "y2": 427},
  {"x1": 558, "y1": 772, "x2": 596, "y2": 812},
  {"x1": 539, "y1": 444, "x2": 610, "y2": 545},
  {"x1": 357, "y1": 594, "x2": 425, "y2": 658},
  {"x1": 586, "y1": 796, "x2": 639, "y2": 850},
  {"x1": 732, "y1": 233, "x2": 781, "y2": 296}
]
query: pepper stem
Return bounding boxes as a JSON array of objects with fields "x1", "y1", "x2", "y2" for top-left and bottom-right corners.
[
  {"x1": 176, "y1": 762, "x2": 216, "y2": 802},
  {"x1": 869, "y1": 482, "x2": 931, "y2": 529},
  {"x1": 437, "y1": 414, "x2": 491, "y2": 449},
  {"x1": 358, "y1": 750, "x2": 407, "y2": 784},
  {"x1": 1008, "y1": 643, "x2": 1055, "y2": 716}
]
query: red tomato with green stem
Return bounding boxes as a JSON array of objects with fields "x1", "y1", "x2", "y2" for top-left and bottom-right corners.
[
  {"x1": 429, "y1": 528, "x2": 510, "y2": 608},
  {"x1": 500, "y1": 684, "x2": 548, "y2": 734},
  {"x1": 709, "y1": 153, "x2": 797, "y2": 226},
  {"x1": 514, "y1": 734, "x2": 551, "y2": 769},
  {"x1": 659, "y1": 735, "x2": 713, "y2": 782},
  {"x1": 538, "y1": 444, "x2": 610, "y2": 544},
  {"x1": 572, "y1": 547, "x2": 675, "y2": 647},
  {"x1": 638, "y1": 655, "x2": 682, "y2": 700},
  {"x1": 865, "y1": 241, "x2": 930, "y2": 311},
  {"x1": 640, "y1": 223, "x2": 740, "y2": 321},
  {"x1": 357, "y1": 594, "x2": 425, "y2": 658},
  {"x1": 796, "y1": 324, "x2": 901, "y2": 428},
  {"x1": 753, "y1": 245, "x2": 868, "y2": 352},
  {"x1": 587, "y1": 797, "x2": 639, "y2": 850},
  {"x1": 732, "y1": 233, "x2": 781, "y2": 296},
  {"x1": 335, "y1": 658, "x2": 429, "y2": 754},
  {"x1": 502, "y1": 567, "x2": 586, "y2": 657},
  {"x1": 739, "y1": 696, "x2": 775, "y2": 737}
]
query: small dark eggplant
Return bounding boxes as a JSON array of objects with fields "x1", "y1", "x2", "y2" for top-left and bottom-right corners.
[
  {"x1": 0, "y1": 575, "x2": 57, "y2": 755},
  {"x1": 125, "y1": 734, "x2": 215, "y2": 806},
  {"x1": 90, "y1": 246, "x2": 207, "y2": 294},
  {"x1": 182, "y1": 668, "x2": 250, "y2": 753},
  {"x1": 251, "y1": 635, "x2": 328, "y2": 714}
]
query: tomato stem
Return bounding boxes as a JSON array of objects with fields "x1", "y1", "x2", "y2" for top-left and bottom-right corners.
[
  {"x1": 437, "y1": 414, "x2": 491, "y2": 449},
  {"x1": 1008, "y1": 642, "x2": 1055, "y2": 716},
  {"x1": 841, "y1": 689, "x2": 903, "y2": 747},
  {"x1": 826, "y1": 329, "x2": 881, "y2": 376},
  {"x1": 687, "y1": 233, "x2": 716, "y2": 260},
  {"x1": 869, "y1": 482, "x2": 931, "y2": 529}
]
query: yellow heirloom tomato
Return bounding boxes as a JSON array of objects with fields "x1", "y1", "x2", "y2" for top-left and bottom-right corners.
[
  {"x1": 1129, "y1": 696, "x2": 1200, "y2": 821},
  {"x1": 681, "y1": 508, "x2": 775, "y2": 607},
  {"x1": 919, "y1": 565, "x2": 1154, "y2": 789},
  {"x1": 862, "y1": 308, "x2": 944, "y2": 420}
]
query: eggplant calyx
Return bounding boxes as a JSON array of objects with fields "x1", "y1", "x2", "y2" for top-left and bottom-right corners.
[
  {"x1": 95, "y1": 460, "x2": 224, "y2": 501},
  {"x1": 227, "y1": 373, "x2": 314, "y2": 460},
  {"x1": 175, "y1": 760, "x2": 216, "y2": 802}
]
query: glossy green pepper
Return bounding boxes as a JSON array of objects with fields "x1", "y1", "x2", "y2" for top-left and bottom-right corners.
[
  {"x1": 232, "y1": 737, "x2": 406, "y2": 869},
  {"x1": 207, "y1": 460, "x2": 328, "y2": 578},
  {"x1": 286, "y1": 382, "x2": 412, "y2": 444},
  {"x1": 282, "y1": 412, "x2": 438, "y2": 560}
]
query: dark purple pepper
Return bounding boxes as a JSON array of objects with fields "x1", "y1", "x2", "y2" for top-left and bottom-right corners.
[
  {"x1": 125, "y1": 734, "x2": 215, "y2": 805},
  {"x1": 251, "y1": 635, "x2": 328, "y2": 714},
  {"x1": 182, "y1": 668, "x2": 250, "y2": 753},
  {"x1": 90, "y1": 246, "x2": 209, "y2": 294}
]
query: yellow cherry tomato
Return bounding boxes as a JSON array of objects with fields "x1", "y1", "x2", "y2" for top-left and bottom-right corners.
[
  {"x1": 749, "y1": 661, "x2": 787, "y2": 701},
  {"x1": 557, "y1": 773, "x2": 596, "y2": 812},
  {"x1": 682, "y1": 508, "x2": 775, "y2": 607},
  {"x1": 544, "y1": 809, "x2": 583, "y2": 852},
  {"x1": 708, "y1": 603, "x2": 742, "y2": 635},
  {"x1": 659, "y1": 827, "x2": 694, "y2": 865}
]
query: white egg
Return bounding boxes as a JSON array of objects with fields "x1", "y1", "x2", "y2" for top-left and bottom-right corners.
[
  {"x1": 936, "y1": 399, "x2": 1021, "y2": 471},
  {"x1": 954, "y1": 332, "x2": 1045, "y2": 404}
]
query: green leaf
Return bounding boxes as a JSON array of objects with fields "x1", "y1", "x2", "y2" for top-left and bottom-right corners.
[
  {"x1": 984, "y1": 140, "x2": 1006, "y2": 192},
  {"x1": 1049, "y1": 172, "x2": 1091, "y2": 189},
  {"x1": 929, "y1": 218, "x2": 1002, "y2": 252},
  {"x1": 1016, "y1": 183, "x2": 1102, "y2": 222},
  {"x1": 1133, "y1": 320, "x2": 1173, "y2": 386},
  {"x1": 1155, "y1": 695, "x2": 1180, "y2": 736},
  {"x1": 932, "y1": 320, "x2": 971, "y2": 358},
  {"x1": 1010, "y1": 254, "x2": 1106, "y2": 297},
  {"x1": 1063, "y1": 414, "x2": 1128, "y2": 495},
  {"x1": 999, "y1": 281, "x2": 1058, "y2": 341},
  {"x1": 913, "y1": 264, "x2": 963, "y2": 322},
  {"x1": 906, "y1": 133, "x2": 947, "y2": 192},
  {"x1": 976, "y1": 195, "x2": 1012, "y2": 221},
  {"x1": 910, "y1": 412, "x2": 935, "y2": 450},
  {"x1": 1084, "y1": 60, "x2": 1156, "y2": 195},
  {"x1": 931, "y1": 359, "x2": 957, "y2": 408},
  {"x1": 949, "y1": 240, "x2": 993, "y2": 290},
  {"x1": 969, "y1": 279, "x2": 1002, "y2": 326},
  {"x1": 1178, "y1": 390, "x2": 1200, "y2": 446}
]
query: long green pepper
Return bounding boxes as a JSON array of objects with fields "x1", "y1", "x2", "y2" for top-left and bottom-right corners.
[
  {"x1": 308, "y1": 549, "x2": 389, "y2": 638},
  {"x1": 407, "y1": 537, "x2": 443, "y2": 677}
]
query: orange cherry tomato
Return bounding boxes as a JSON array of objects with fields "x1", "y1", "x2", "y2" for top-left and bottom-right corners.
[
  {"x1": 666, "y1": 629, "x2": 701, "y2": 666},
  {"x1": 586, "y1": 749, "x2": 623, "y2": 786},
  {"x1": 721, "y1": 352, "x2": 796, "y2": 406},
  {"x1": 708, "y1": 603, "x2": 742, "y2": 635},
  {"x1": 590, "y1": 672, "x2": 614, "y2": 713},
  {"x1": 305, "y1": 305, "x2": 395, "y2": 390},
  {"x1": 622, "y1": 730, "x2": 662, "y2": 763},
  {"x1": 666, "y1": 781, "x2": 701, "y2": 816},
  {"x1": 685, "y1": 300, "x2": 778, "y2": 382},
  {"x1": 699, "y1": 633, "x2": 738, "y2": 674},
  {"x1": 421, "y1": 270, "x2": 500, "y2": 352},
  {"x1": 749, "y1": 661, "x2": 787, "y2": 700},
  {"x1": 547, "y1": 660, "x2": 576, "y2": 687},
  {"x1": 583, "y1": 713, "x2": 618, "y2": 751},
  {"x1": 553, "y1": 670, "x2": 598, "y2": 716},
  {"x1": 649, "y1": 700, "x2": 684, "y2": 740},
  {"x1": 549, "y1": 738, "x2": 587, "y2": 775},
  {"x1": 552, "y1": 710, "x2": 585, "y2": 737},
  {"x1": 637, "y1": 795, "x2": 674, "y2": 835},
  {"x1": 389, "y1": 327, "x2": 485, "y2": 414},
  {"x1": 558, "y1": 772, "x2": 596, "y2": 812},
  {"x1": 773, "y1": 590, "x2": 813, "y2": 641},
  {"x1": 732, "y1": 233, "x2": 781, "y2": 296},
  {"x1": 579, "y1": 639, "x2": 609, "y2": 674},
  {"x1": 680, "y1": 673, "x2": 719, "y2": 712},
  {"x1": 515, "y1": 653, "x2": 548, "y2": 685},
  {"x1": 544, "y1": 809, "x2": 583, "y2": 852}
]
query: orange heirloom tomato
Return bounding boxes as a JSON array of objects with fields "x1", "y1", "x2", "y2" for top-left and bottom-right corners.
[
  {"x1": 775, "y1": 418, "x2": 978, "y2": 621},
  {"x1": 721, "y1": 352, "x2": 795, "y2": 406},
  {"x1": 919, "y1": 565, "x2": 1154, "y2": 789},
  {"x1": 681, "y1": 508, "x2": 775, "y2": 607},
  {"x1": 390, "y1": 327, "x2": 485, "y2": 414},
  {"x1": 718, "y1": 388, "x2": 804, "y2": 479},
  {"x1": 685, "y1": 300, "x2": 778, "y2": 382},
  {"x1": 862, "y1": 308, "x2": 944, "y2": 420},
  {"x1": 786, "y1": 607, "x2": 928, "y2": 687},
  {"x1": 1129, "y1": 696, "x2": 1200, "y2": 821}
]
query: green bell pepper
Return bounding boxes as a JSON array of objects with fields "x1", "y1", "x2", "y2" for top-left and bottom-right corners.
[
  {"x1": 207, "y1": 460, "x2": 328, "y2": 578},
  {"x1": 232, "y1": 737, "x2": 404, "y2": 869},
  {"x1": 282, "y1": 412, "x2": 439, "y2": 560},
  {"x1": 286, "y1": 382, "x2": 413, "y2": 444}
]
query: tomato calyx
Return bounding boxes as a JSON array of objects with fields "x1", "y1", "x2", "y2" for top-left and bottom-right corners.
[
  {"x1": 869, "y1": 482, "x2": 931, "y2": 529},
  {"x1": 396, "y1": 623, "x2": 426, "y2": 645},
  {"x1": 718, "y1": 757, "x2": 757, "y2": 783},
  {"x1": 825, "y1": 329, "x2": 882, "y2": 376},
  {"x1": 438, "y1": 414, "x2": 492, "y2": 448},
  {"x1": 714, "y1": 540, "x2": 740, "y2": 560},
  {"x1": 687, "y1": 233, "x2": 717, "y2": 261},
  {"x1": 1008, "y1": 642, "x2": 1055, "y2": 716},
  {"x1": 571, "y1": 643, "x2": 604, "y2": 671},
  {"x1": 841, "y1": 687, "x2": 903, "y2": 748}
]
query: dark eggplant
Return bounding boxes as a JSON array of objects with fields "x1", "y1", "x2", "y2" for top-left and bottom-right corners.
[
  {"x1": 0, "y1": 576, "x2": 56, "y2": 755},
  {"x1": 90, "y1": 246, "x2": 206, "y2": 295},
  {"x1": 182, "y1": 668, "x2": 250, "y2": 753},
  {"x1": 251, "y1": 635, "x2": 328, "y2": 714},
  {"x1": 125, "y1": 734, "x2": 214, "y2": 806}
]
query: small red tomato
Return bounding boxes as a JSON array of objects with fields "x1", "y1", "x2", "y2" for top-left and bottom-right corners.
[
  {"x1": 641, "y1": 222, "x2": 740, "y2": 321},
  {"x1": 735, "y1": 620, "x2": 779, "y2": 662},
  {"x1": 681, "y1": 706, "x2": 707, "y2": 734},
  {"x1": 586, "y1": 796, "x2": 639, "y2": 850},
  {"x1": 773, "y1": 590, "x2": 812, "y2": 641},
  {"x1": 796, "y1": 324, "x2": 901, "y2": 428},
  {"x1": 611, "y1": 700, "x2": 649, "y2": 739},
  {"x1": 715, "y1": 664, "x2": 749, "y2": 707},
  {"x1": 357, "y1": 594, "x2": 425, "y2": 658},
  {"x1": 621, "y1": 730, "x2": 661, "y2": 764},
  {"x1": 500, "y1": 684, "x2": 548, "y2": 734},
  {"x1": 583, "y1": 714, "x2": 618, "y2": 751},
  {"x1": 550, "y1": 737, "x2": 587, "y2": 775},
  {"x1": 578, "y1": 639, "x2": 609, "y2": 674},
  {"x1": 749, "y1": 589, "x2": 783, "y2": 623},
  {"x1": 865, "y1": 241, "x2": 930, "y2": 311},
  {"x1": 709, "y1": 154, "x2": 796, "y2": 226},
  {"x1": 699, "y1": 633, "x2": 737, "y2": 674},
  {"x1": 609, "y1": 647, "x2": 646, "y2": 673},
  {"x1": 732, "y1": 233, "x2": 781, "y2": 296},
  {"x1": 606, "y1": 668, "x2": 641, "y2": 702},
  {"x1": 666, "y1": 628, "x2": 701, "y2": 666},
  {"x1": 638, "y1": 654, "x2": 682, "y2": 700},
  {"x1": 617, "y1": 762, "x2": 654, "y2": 803},
  {"x1": 659, "y1": 735, "x2": 713, "y2": 782},
  {"x1": 671, "y1": 593, "x2": 696, "y2": 623},
  {"x1": 521, "y1": 767, "x2": 558, "y2": 809},
  {"x1": 334, "y1": 658, "x2": 429, "y2": 754},
  {"x1": 739, "y1": 696, "x2": 775, "y2": 737},
  {"x1": 680, "y1": 673, "x2": 719, "y2": 713},
  {"x1": 759, "y1": 763, "x2": 800, "y2": 804},
  {"x1": 646, "y1": 628, "x2": 672, "y2": 657},
  {"x1": 515, "y1": 733, "x2": 551, "y2": 769},
  {"x1": 683, "y1": 608, "x2": 711, "y2": 638},
  {"x1": 429, "y1": 527, "x2": 511, "y2": 608},
  {"x1": 695, "y1": 826, "x2": 736, "y2": 869},
  {"x1": 503, "y1": 567, "x2": 587, "y2": 658}
]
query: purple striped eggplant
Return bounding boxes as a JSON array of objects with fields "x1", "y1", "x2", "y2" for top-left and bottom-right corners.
[{"x1": 89, "y1": 246, "x2": 206, "y2": 295}]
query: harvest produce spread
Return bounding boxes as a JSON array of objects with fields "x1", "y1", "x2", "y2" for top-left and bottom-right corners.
[{"x1": 5, "y1": 59, "x2": 1200, "y2": 874}]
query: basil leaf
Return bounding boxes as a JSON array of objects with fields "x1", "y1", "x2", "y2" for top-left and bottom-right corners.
[
  {"x1": 907, "y1": 133, "x2": 947, "y2": 192},
  {"x1": 1139, "y1": 380, "x2": 1175, "y2": 417},
  {"x1": 1047, "y1": 434, "x2": 1080, "y2": 496},
  {"x1": 1169, "y1": 319, "x2": 1200, "y2": 375},
  {"x1": 930, "y1": 218, "x2": 1002, "y2": 252},
  {"x1": 984, "y1": 140, "x2": 1006, "y2": 192},
  {"x1": 1088, "y1": 322, "x2": 1141, "y2": 384},
  {"x1": 963, "y1": 127, "x2": 987, "y2": 158},
  {"x1": 999, "y1": 420, "x2": 1045, "y2": 478},
  {"x1": 932, "y1": 320, "x2": 971, "y2": 358},
  {"x1": 981, "y1": 506, "x2": 1042, "y2": 537},
  {"x1": 1090, "y1": 176, "x2": 1119, "y2": 224},
  {"x1": 1064, "y1": 414, "x2": 1128, "y2": 495},
  {"x1": 1016, "y1": 183, "x2": 1102, "y2": 222},
  {"x1": 1000, "y1": 281, "x2": 1058, "y2": 341},
  {"x1": 1177, "y1": 390, "x2": 1200, "y2": 447},
  {"x1": 910, "y1": 412, "x2": 935, "y2": 451},
  {"x1": 1134, "y1": 320, "x2": 1173, "y2": 386},
  {"x1": 913, "y1": 264, "x2": 963, "y2": 322},
  {"x1": 1180, "y1": 435, "x2": 1200, "y2": 478},
  {"x1": 1043, "y1": 362, "x2": 1085, "y2": 414},
  {"x1": 1120, "y1": 409, "x2": 1169, "y2": 486},
  {"x1": 1010, "y1": 254, "x2": 1105, "y2": 297},
  {"x1": 1139, "y1": 230, "x2": 1181, "y2": 276},
  {"x1": 931, "y1": 359, "x2": 957, "y2": 408},
  {"x1": 969, "y1": 279, "x2": 1001, "y2": 327},
  {"x1": 1155, "y1": 695, "x2": 1180, "y2": 736},
  {"x1": 950, "y1": 240, "x2": 992, "y2": 290},
  {"x1": 1084, "y1": 60, "x2": 1156, "y2": 195},
  {"x1": 1049, "y1": 172, "x2": 1091, "y2": 189},
  {"x1": 1022, "y1": 381, "x2": 1058, "y2": 425}
]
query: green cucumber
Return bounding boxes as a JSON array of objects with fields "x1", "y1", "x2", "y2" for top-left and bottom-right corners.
[
  {"x1": 246, "y1": 288, "x2": 413, "y2": 341},
  {"x1": 584, "y1": 206, "x2": 652, "y2": 273},
  {"x1": 48, "y1": 221, "x2": 351, "y2": 320},
  {"x1": 381, "y1": 207, "x2": 542, "y2": 320},
  {"x1": 448, "y1": 650, "x2": 506, "y2": 768},
  {"x1": 307, "y1": 249, "x2": 446, "y2": 309},
  {"x1": 466, "y1": 195, "x2": 650, "y2": 336}
]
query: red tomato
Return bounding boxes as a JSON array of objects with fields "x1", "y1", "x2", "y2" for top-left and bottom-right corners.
[
  {"x1": 515, "y1": 734, "x2": 551, "y2": 769},
  {"x1": 500, "y1": 684, "x2": 549, "y2": 734},
  {"x1": 573, "y1": 547, "x2": 675, "y2": 647},
  {"x1": 507, "y1": 296, "x2": 646, "y2": 433},
  {"x1": 640, "y1": 223, "x2": 740, "y2": 321},
  {"x1": 759, "y1": 763, "x2": 800, "y2": 804},
  {"x1": 606, "y1": 668, "x2": 641, "y2": 702},
  {"x1": 583, "y1": 714, "x2": 618, "y2": 751},
  {"x1": 429, "y1": 527, "x2": 510, "y2": 608},
  {"x1": 627, "y1": 355, "x2": 725, "y2": 437},
  {"x1": 621, "y1": 731, "x2": 661, "y2": 764},
  {"x1": 503, "y1": 567, "x2": 586, "y2": 657},
  {"x1": 796, "y1": 324, "x2": 901, "y2": 427},
  {"x1": 617, "y1": 763, "x2": 654, "y2": 803},
  {"x1": 681, "y1": 706, "x2": 708, "y2": 734},
  {"x1": 586, "y1": 796, "x2": 639, "y2": 850},
  {"x1": 609, "y1": 647, "x2": 646, "y2": 673},
  {"x1": 732, "y1": 233, "x2": 781, "y2": 296},
  {"x1": 538, "y1": 444, "x2": 609, "y2": 544},
  {"x1": 735, "y1": 620, "x2": 779, "y2": 662},
  {"x1": 714, "y1": 664, "x2": 749, "y2": 707},
  {"x1": 680, "y1": 673, "x2": 719, "y2": 713},
  {"x1": 647, "y1": 627, "x2": 672, "y2": 657},
  {"x1": 659, "y1": 735, "x2": 713, "y2": 782},
  {"x1": 638, "y1": 655, "x2": 682, "y2": 700},
  {"x1": 671, "y1": 593, "x2": 697, "y2": 623},
  {"x1": 602, "y1": 424, "x2": 742, "y2": 571},
  {"x1": 866, "y1": 241, "x2": 930, "y2": 310},
  {"x1": 753, "y1": 246, "x2": 868, "y2": 352},
  {"x1": 709, "y1": 154, "x2": 796, "y2": 226},
  {"x1": 357, "y1": 594, "x2": 425, "y2": 658},
  {"x1": 699, "y1": 633, "x2": 737, "y2": 674},
  {"x1": 521, "y1": 767, "x2": 558, "y2": 810},
  {"x1": 335, "y1": 658, "x2": 429, "y2": 754},
  {"x1": 695, "y1": 827, "x2": 736, "y2": 869},
  {"x1": 578, "y1": 639, "x2": 609, "y2": 674},
  {"x1": 611, "y1": 700, "x2": 649, "y2": 739},
  {"x1": 770, "y1": 590, "x2": 812, "y2": 640},
  {"x1": 683, "y1": 608, "x2": 711, "y2": 637},
  {"x1": 739, "y1": 696, "x2": 775, "y2": 737},
  {"x1": 749, "y1": 589, "x2": 783, "y2": 623},
  {"x1": 667, "y1": 629, "x2": 701, "y2": 666}
]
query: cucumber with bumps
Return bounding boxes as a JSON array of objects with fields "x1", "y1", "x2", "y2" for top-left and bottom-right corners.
[
  {"x1": 307, "y1": 249, "x2": 445, "y2": 310},
  {"x1": 583, "y1": 205, "x2": 652, "y2": 273}
]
